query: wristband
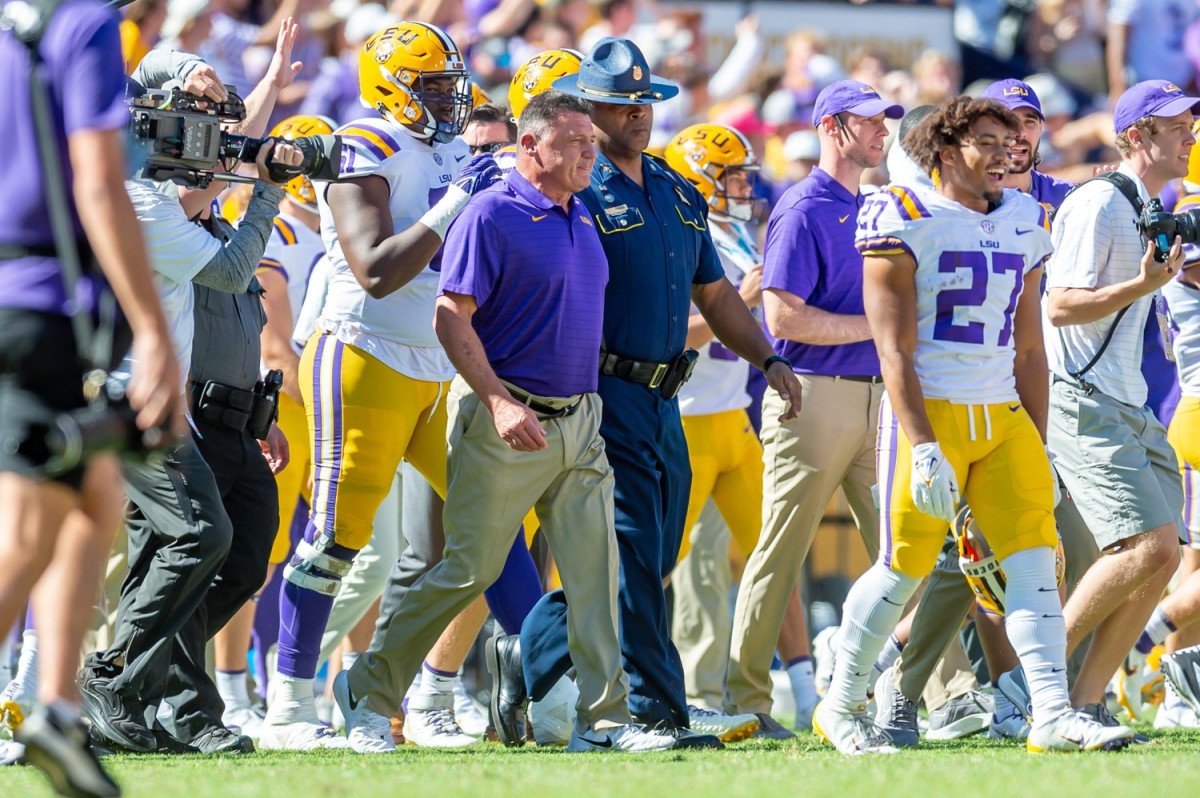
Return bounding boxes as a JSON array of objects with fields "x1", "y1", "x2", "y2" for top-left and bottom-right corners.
[
  {"x1": 762, "y1": 355, "x2": 792, "y2": 373},
  {"x1": 418, "y1": 184, "x2": 471, "y2": 240}
]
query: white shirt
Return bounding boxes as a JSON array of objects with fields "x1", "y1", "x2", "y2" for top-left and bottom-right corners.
[
  {"x1": 678, "y1": 219, "x2": 756, "y2": 416},
  {"x1": 259, "y1": 211, "x2": 325, "y2": 339},
  {"x1": 857, "y1": 183, "x2": 1053, "y2": 404},
  {"x1": 1162, "y1": 277, "x2": 1200, "y2": 395},
  {"x1": 316, "y1": 117, "x2": 469, "y2": 382},
  {"x1": 1043, "y1": 163, "x2": 1153, "y2": 406},
  {"x1": 1109, "y1": 0, "x2": 1197, "y2": 87},
  {"x1": 125, "y1": 178, "x2": 220, "y2": 394}
]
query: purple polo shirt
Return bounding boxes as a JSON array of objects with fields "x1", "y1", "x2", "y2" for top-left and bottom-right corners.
[
  {"x1": 439, "y1": 170, "x2": 609, "y2": 398},
  {"x1": 0, "y1": 0, "x2": 128, "y2": 314},
  {"x1": 1029, "y1": 170, "x2": 1073, "y2": 211},
  {"x1": 762, "y1": 167, "x2": 880, "y2": 376}
]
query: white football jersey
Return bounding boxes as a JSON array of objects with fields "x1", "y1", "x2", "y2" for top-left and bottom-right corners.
[
  {"x1": 1163, "y1": 277, "x2": 1200, "y2": 396},
  {"x1": 316, "y1": 117, "x2": 469, "y2": 381},
  {"x1": 678, "y1": 220, "x2": 756, "y2": 416},
  {"x1": 259, "y1": 212, "x2": 325, "y2": 339},
  {"x1": 856, "y1": 184, "x2": 1052, "y2": 404}
]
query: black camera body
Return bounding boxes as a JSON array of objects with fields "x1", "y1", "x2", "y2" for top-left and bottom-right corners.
[
  {"x1": 1137, "y1": 198, "x2": 1200, "y2": 262},
  {"x1": 128, "y1": 87, "x2": 341, "y2": 188}
]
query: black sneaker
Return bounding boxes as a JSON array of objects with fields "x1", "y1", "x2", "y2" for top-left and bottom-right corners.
[
  {"x1": 16, "y1": 703, "x2": 121, "y2": 798},
  {"x1": 485, "y1": 634, "x2": 527, "y2": 747},
  {"x1": 186, "y1": 726, "x2": 254, "y2": 755},
  {"x1": 640, "y1": 721, "x2": 724, "y2": 750},
  {"x1": 77, "y1": 670, "x2": 155, "y2": 754},
  {"x1": 751, "y1": 713, "x2": 797, "y2": 740},
  {"x1": 1079, "y1": 702, "x2": 1150, "y2": 745}
]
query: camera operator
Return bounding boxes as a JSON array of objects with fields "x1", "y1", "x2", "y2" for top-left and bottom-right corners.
[
  {"x1": 1043, "y1": 80, "x2": 1198, "y2": 724},
  {"x1": 0, "y1": 0, "x2": 180, "y2": 794},
  {"x1": 78, "y1": 32, "x2": 304, "y2": 756}
]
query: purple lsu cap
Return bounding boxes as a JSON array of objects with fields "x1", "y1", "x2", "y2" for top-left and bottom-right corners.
[
  {"x1": 811, "y1": 80, "x2": 904, "y2": 126},
  {"x1": 1113, "y1": 80, "x2": 1200, "y2": 134},
  {"x1": 981, "y1": 79, "x2": 1043, "y2": 120}
]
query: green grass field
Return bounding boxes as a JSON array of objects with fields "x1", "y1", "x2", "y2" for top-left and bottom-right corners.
[{"x1": 9, "y1": 729, "x2": 1200, "y2": 798}]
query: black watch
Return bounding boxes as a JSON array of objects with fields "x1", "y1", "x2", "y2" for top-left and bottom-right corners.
[{"x1": 762, "y1": 355, "x2": 792, "y2": 373}]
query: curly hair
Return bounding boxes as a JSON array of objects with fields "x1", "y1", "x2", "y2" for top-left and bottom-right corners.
[{"x1": 904, "y1": 96, "x2": 1020, "y2": 176}]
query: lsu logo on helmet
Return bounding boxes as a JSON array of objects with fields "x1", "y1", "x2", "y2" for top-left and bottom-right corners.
[
  {"x1": 953, "y1": 505, "x2": 1065, "y2": 616},
  {"x1": 508, "y1": 49, "x2": 583, "y2": 122},
  {"x1": 360, "y1": 21, "x2": 472, "y2": 144},
  {"x1": 664, "y1": 123, "x2": 761, "y2": 222},
  {"x1": 269, "y1": 115, "x2": 336, "y2": 209}
]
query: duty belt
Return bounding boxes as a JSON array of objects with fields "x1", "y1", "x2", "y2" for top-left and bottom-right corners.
[
  {"x1": 507, "y1": 385, "x2": 582, "y2": 418},
  {"x1": 598, "y1": 349, "x2": 671, "y2": 389}
]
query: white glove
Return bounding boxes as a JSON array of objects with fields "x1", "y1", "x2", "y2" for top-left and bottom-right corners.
[
  {"x1": 910, "y1": 441, "x2": 959, "y2": 524},
  {"x1": 1046, "y1": 445, "x2": 1063, "y2": 508}
]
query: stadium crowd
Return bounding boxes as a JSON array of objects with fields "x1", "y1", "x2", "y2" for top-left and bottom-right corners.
[{"x1": 9, "y1": 0, "x2": 1200, "y2": 795}]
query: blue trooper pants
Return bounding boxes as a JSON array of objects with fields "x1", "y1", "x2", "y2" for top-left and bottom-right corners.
[{"x1": 520, "y1": 374, "x2": 692, "y2": 725}]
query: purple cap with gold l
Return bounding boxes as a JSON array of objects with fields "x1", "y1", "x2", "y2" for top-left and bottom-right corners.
[
  {"x1": 981, "y1": 79, "x2": 1043, "y2": 120},
  {"x1": 1113, "y1": 80, "x2": 1200, "y2": 134},
  {"x1": 811, "y1": 80, "x2": 904, "y2": 126}
]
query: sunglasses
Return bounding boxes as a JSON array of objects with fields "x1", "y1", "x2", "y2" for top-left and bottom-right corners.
[{"x1": 469, "y1": 141, "x2": 507, "y2": 154}]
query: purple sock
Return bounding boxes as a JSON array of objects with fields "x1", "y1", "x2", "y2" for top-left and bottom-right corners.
[
  {"x1": 484, "y1": 530, "x2": 544, "y2": 635},
  {"x1": 251, "y1": 498, "x2": 307, "y2": 696},
  {"x1": 785, "y1": 655, "x2": 812, "y2": 669},
  {"x1": 276, "y1": 521, "x2": 358, "y2": 679}
]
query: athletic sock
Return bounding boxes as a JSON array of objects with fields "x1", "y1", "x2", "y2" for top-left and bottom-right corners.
[
  {"x1": 786, "y1": 657, "x2": 817, "y2": 712},
  {"x1": 1001, "y1": 547, "x2": 1070, "y2": 724},
  {"x1": 825, "y1": 562, "x2": 920, "y2": 714},
  {"x1": 269, "y1": 674, "x2": 316, "y2": 720},
  {"x1": 341, "y1": 651, "x2": 361, "y2": 673},
  {"x1": 483, "y1": 531, "x2": 544, "y2": 635},
  {"x1": 874, "y1": 634, "x2": 904, "y2": 675},
  {"x1": 216, "y1": 669, "x2": 251, "y2": 712},
  {"x1": 14, "y1": 628, "x2": 37, "y2": 688},
  {"x1": 417, "y1": 662, "x2": 458, "y2": 699},
  {"x1": 1136, "y1": 606, "x2": 1177, "y2": 654},
  {"x1": 992, "y1": 686, "x2": 1019, "y2": 719}
]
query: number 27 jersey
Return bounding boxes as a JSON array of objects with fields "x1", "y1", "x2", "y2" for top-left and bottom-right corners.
[{"x1": 856, "y1": 184, "x2": 1052, "y2": 404}]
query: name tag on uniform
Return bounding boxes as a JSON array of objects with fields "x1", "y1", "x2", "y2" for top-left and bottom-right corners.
[{"x1": 595, "y1": 203, "x2": 645, "y2": 233}]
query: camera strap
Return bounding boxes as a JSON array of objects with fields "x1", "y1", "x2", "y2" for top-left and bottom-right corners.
[
  {"x1": 1060, "y1": 171, "x2": 1143, "y2": 384},
  {"x1": 3, "y1": 0, "x2": 118, "y2": 383}
]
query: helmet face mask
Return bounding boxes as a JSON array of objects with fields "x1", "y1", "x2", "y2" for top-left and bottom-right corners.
[
  {"x1": 361, "y1": 22, "x2": 472, "y2": 144},
  {"x1": 953, "y1": 505, "x2": 1065, "y2": 617},
  {"x1": 665, "y1": 123, "x2": 763, "y2": 223}
]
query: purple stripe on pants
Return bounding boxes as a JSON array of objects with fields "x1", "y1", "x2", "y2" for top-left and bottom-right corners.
[{"x1": 323, "y1": 340, "x2": 345, "y2": 534}]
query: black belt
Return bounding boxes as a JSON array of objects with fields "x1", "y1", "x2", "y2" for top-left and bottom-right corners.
[
  {"x1": 834, "y1": 375, "x2": 883, "y2": 385},
  {"x1": 190, "y1": 379, "x2": 257, "y2": 432},
  {"x1": 0, "y1": 242, "x2": 58, "y2": 260},
  {"x1": 599, "y1": 350, "x2": 671, "y2": 389},
  {"x1": 507, "y1": 386, "x2": 582, "y2": 418}
]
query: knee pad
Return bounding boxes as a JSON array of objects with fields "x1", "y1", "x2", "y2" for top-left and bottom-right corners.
[{"x1": 283, "y1": 538, "x2": 354, "y2": 597}]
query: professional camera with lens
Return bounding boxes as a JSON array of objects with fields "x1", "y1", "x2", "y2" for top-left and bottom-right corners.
[
  {"x1": 129, "y1": 87, "x2": 341, "y2": 188},
  {"x1": 20, "y1": 372, "x2": 173, "y2": 477},
  {"x1": 1137, "y1": 198, "x2": 1200, "y2": 263}
]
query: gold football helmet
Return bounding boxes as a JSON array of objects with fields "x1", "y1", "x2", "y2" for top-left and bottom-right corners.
[
  {"x1": 269, "y1": 114, "x2": 336, "y2": 209},
  {"x1": 359, "y1": 22, "x2": 471, "y2": 143},
  {"x1": 508, "y1": 48, "x2": 583, "y2": 122},
  {"x1": 664, "y1": 123, "x2": 761, "y2": 222}
]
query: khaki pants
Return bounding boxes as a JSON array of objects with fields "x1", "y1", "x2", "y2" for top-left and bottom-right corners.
[
  {"x1": 349, "y1": 376, "x2": 630, "y2": 727},
  {"x1": 727, "y1": 377, "x2": 882, "y2": 715},
  {"x1": 673, "y1": 500, "x2": 733, "y2": 709}
]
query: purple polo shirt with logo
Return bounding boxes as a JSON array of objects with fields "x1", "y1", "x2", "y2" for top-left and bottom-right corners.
[
  {"x1": 439, "y1": 170, "x2": 609, "y2": 398},
  {"x1": 1029, "y1": 170, "x2": 1073, "y2": 211},
  {"x1": 762, "y1": 167, "x2": 880, "y2": 376},
  {"x1": 0, "y1": 0, "x2": 129, "y2": 314}
]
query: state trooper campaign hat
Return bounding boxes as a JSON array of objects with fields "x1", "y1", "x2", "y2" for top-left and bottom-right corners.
[{"x1": 552, "y1": 37, "x2": 679, "y2": 105}]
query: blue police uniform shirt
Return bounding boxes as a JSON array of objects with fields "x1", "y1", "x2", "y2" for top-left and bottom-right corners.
[
  {"x1": 0, "y1": 0, "x2": 129, "y2": 314},
  {"x1": 579, "y1": 151, "x2": 724, "y2": 365}
]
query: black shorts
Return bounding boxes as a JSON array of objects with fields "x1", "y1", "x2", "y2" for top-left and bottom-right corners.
[{"x1": 0, "y1": 310, "x2": 91, "y2": 489}]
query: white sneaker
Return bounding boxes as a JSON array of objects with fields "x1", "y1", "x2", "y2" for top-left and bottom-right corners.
[
  {"x1": 566, "y1": 723, "x2": 675, "y2": 753},
  {"x1": 686, "y1": 705, "x2": 759, "y2": 742},
  {"x1": 812, "y1": 700, "x2": 899, "y2": 755},
  {"x1": 259, "y1": 689, "x2": 352, "y2": 751},
  {"x1": 0, "y1": 675, "x2": 35, "y2": 736},
  {"x1": 997, "y1": 667, "x2": 1033, "y2": 721},
  {"x1": 222, "y1": 704, "x2": 265, "y2": 740},
  {"x1": 402, "y1": 694, "x2": 482, "y2": 749},
  {"x1": 812, "y1": 626, "x2": 840, "y2": 698},
  {"x1": 1026, "y1": 709, "x2": 1133, "y2": 753},
  {"x1": 0, "y1": 739, "x2": 22, "y2": 765},
  {"x1": 452, "y1": 679, "x2": 489, "y2": 739},
  {"x1": 1154, "y1": 682, "x2": 1200, "y2": 728},
  {"x1": 332, "y1": 672, "x2": 396, "y2": 753},
  {"x1": 1113, "y1": 648, "x2": 1149, "y2": 721},
  {"x1": 530, "y1": 675, "x2": 578, "y2": 746},
  {"x1": 988, "y1": 707, "x2": 1031, "y2": 740}
]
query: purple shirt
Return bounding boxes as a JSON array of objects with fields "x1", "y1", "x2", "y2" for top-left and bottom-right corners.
[
  {"x1": 762, "y1": 167, "x2": 880, "y2": 376},
  {"x1": 439, "y1": 170, "x2": 609, "y2": 398},
  {"x1": 0, "y1": 0, "x2": 128, "y2": 314},
  {"x1": 1029, "y1": 170, "x2": 1074, "y2": 212}
]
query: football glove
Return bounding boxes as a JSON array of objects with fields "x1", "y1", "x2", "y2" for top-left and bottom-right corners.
[
  {"x1": 453, "y1": 152, "x2": 502, "y2": 195},
  {"x1": 910, "y1": 441, "x2": 959, "y2": 524}
]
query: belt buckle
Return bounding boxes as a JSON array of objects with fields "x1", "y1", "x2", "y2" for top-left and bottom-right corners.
[{"x1": 648, "y1": 363, "x2": 669, "y2": 389}]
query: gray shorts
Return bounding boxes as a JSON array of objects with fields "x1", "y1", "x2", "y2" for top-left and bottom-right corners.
[{"x1": 1048, "y1": 379, "x2": 1185, "y2": 550}]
